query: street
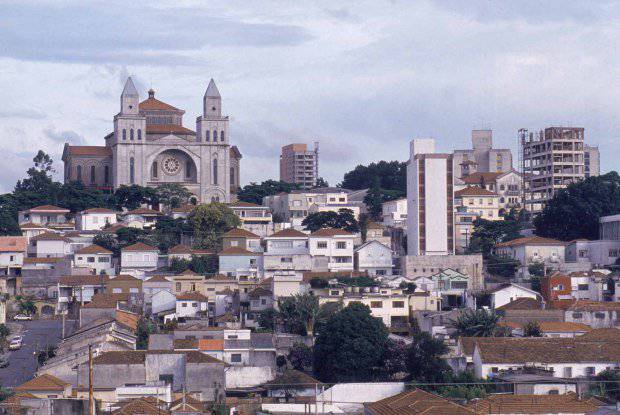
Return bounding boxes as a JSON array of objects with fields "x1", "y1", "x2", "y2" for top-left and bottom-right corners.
[{"x1": 0, "y1": 319, "x2": 63, "y2": 388}]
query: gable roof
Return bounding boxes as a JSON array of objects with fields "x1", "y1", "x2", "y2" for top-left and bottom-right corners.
[
  {"x1": 495, "y1": 236, "x2": 565, "y2": 248},
  {"x1": 268, "y1": 228, "x2": 307, "y2": 238},
  {"x1": 496, "y1": 297, "x2": 543, "y2": 311},
  {"x1": 454, "y1": 186, "x2": 498, "y2": 197},
  {"x1": 80, "y1": 208, "x2": 116, "y2": 214},
  {"x1": 0, "y1": 236, "x2": 27, "y2": 252},
  {"x1": 26, "y1": 205, "x2": 70, "y2": 213},
  {"x1": 144, "y1": 275, "x2": 171, "y2": 283},
  {"x1": 112, "y1": 397, "x2": 170, "y2": 415},
  {"x1": 122, "y1": 242, "x2": 158, "y2": 252},
  {"x1": 266, "y1": 369, "x2": 322, "y2": 387},
  {"x1": 139, "y1": 95, "x2": 181, "y2": 112},
  {"x1": 310, "y1": 228, "x2": 354, "y2": 237},
  {"x1": 578, "y1": 328, "x2": 620, "y2": 342},
  {"x1": 176, "y1": 291, "x2": 208, "y2": 302},
  {"x1": 94, "y1": 350, "x2": 226, "y2": 365},
  {"x1": 110, "y1": 274, "x2": 141, "y2": 282},
  {"x1": 550, "y1": 299, "x2": 620, "y2": 312},
  {"x1": 59, "y1": 275, "x2": 109, "y2": 286},
  {"x1": 82, "y1": 293, "x2": 130, "y2": 309},
  {"x1": 465, "y1": 393, "x2": 601, "y2": 414},
  {"x1": 14, "y1": 374, "x2": 69, "y2": 391},
  {"x1": 366, "y1": 388, "x2": 476, "y2": 415},
  {"x1": 223, "y1": 228, "x2": 261, "y2": 238},
  {"x1": 219, "y1": 246, "x2": 256, "y2": 256},
  {"x1": 460, "y1": 172, "x2": 502, "y2": 184},
  {"x1": 228, "y1": 201, "x2": 263, "y2": 208},
  {"x1": 75, "y1": 244, "x2": 113, "y2": 255},
  {"x1": 31, "y1": 232, "x2": 70, "y2": 242},
  {"x1": 64, "y1": 145, "x2": 113, "y2": 157},
  {"x1": 125, "y1": 207, "x2": 161, "y2": 215}
]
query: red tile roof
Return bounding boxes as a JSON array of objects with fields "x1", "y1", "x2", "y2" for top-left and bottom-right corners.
[
  {"x1": 14, "y1": 374, "x2": 69, "y2": 392},
  {"x1": 310, "y1": 228, "x2": 353, "y2": 237},
  {"x1": 26, "y1": 205, "x2": 70, "y2": 213},
  {"x1": 139, "y1": 96, "x2": 181, "y2": 111},
  {"x1": 59, "y1": 275, "x2": 109, "y2": 286},
  {"x1": 366, "y1": 388, "x2": 476, "y2": 415},
  {"x1": 31, "y1": 232, "x2": 70, "y2": 242},
  {"x1": 219, "y1": 246, "x2": 256, "y2": 256},
  {"x1": 122, "y1": 242, "x2": 158, "y2": 252},
  {"x1": 223, "y1": 228, "x2": 260, "y2": 238},
  {"x1": 454, "y1": 186, "x2": 498, "y2": 197},
  {"x1": 465, "y1": 393, "x2": 601, "y2": 414},
  {"x1": 125, "y1": 207, "x2": 161, "y2": 215},
  {"x1": 81, "y1": 208, "x2": 116, "y2": 214},
  {"x1": 0, "y1": 236, "x2": 27, "y2": 252},
  {"x1": 268, "y1": 228, "x2": 307, "y2": 238},
  {"x1": 64, "y1": 146, "x2": 112, "y2": 157},
  {"x1": 176, "y1": 292, "x2": 208, "y2": 301},
  {"x1": 495, "y1": 236, "x2": 565, "y2": 248},
  {"x1": 146, "y1": 124, "x2": 195, "y2": 135},
  {"x1": 75, "y1": 244, "x2": 113, "y2": 255},
  {"x1": 228, "y1": 201, "x2": 263, "y2": 208}
]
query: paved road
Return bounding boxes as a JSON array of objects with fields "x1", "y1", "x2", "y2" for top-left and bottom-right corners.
[{"x1": 0, "y1": 319, "x2": 63, "y2": 388}]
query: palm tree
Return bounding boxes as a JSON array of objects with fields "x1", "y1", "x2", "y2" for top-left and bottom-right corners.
[{"x1": 451, "y1": 309, "x2": 500, "y2": 337}]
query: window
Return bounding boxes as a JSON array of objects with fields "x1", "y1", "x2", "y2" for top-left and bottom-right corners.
[
  {"x1": 563, "y1": 367, "x2": 572, "y2": 377},
  {"x1": 137, "y1": 129, "x2": 142, "y2": 140},
  {"x1": 159, "y1": 374, "x2": 173, "y2": 384},
  {"x1": 186, "y1": 160, "x2": 192, "y2": 178},
  {"x1": 585, "y1": 367, "x2": 596, "y2": 376},
  {"x1": 370, "y1": 301, "x2": 383, "y2": 308},
  {"x1": 130, "y1": 129, "x2": 134, "y2": 140},
  {"x1": 9, "y1": 255, "x2": 14, "y2": 262},
  {"x1": 98, "y1": 257, "x2": 109, "y2": 263},
  {"x1": 152, "y1": 162, "x2": 158, "y2": 178},
  {"x1": 122, "y1": 129, "x2": 126, "y2": 140},
  {"x1": 336, "y1": 241, "x2": 347, "y2": 249},
  {"x1": 104, "y1": 166, "x2": 109, "y2": 184},
  {"x1": 595, "y1": 312, "x2": 606, "y2": 319},
  {"x1": 392, "y1": 301, "x2": 405, "y2": 308},
  {"x1": 317, "y1": 241, "x2": 327, "y2": 249},
  {"x1": 231, "y1": 353, "x2": 242, "y2": 363},
  {"x1": 213, "y1": 158, "x2": 218, "y2": 185},
  {"x1": 87, "y1": 257, "x2": 95, "y2": 263},
  {"x1": 76, "y1": 165, "x2": 82, "y2": 182},
  {"x1": 230, "y1": 167, "x2": 235, "y2": 185},
  {"x1": 90, "y1": 166, "x2": 96, "y2": 184},
  {"x1": 181, "y1": 303, "x2": 187, "y2": 307},
  {"x1": 610, "y1": 249, "x2": 619, "y2": 257},
  {"x1": 261, "y1": 298, "x2": 267, "y2": 305},
  {"x1": 129, "y1": 157, "x2": 135, "y2": 184},
  {"x1": 330, "y1": 290, "x2": 340, "y2": 296},
  {"x1": 578, "y1": 284, "x2": 589, "y2": 291},
  {"x1": 572, "y1": 312, "x2": 583, "y2": 319},
  {"x1": 176, "y1": 282, "x2": 182, "y2": 291},
  {"x1": 191, "y1": 302, "x2": 198, "y2": 307},
  {"x1": 280, "y1": 257, "x2": 293, "y2": 263},
  {"x1": 213, "y1": 130, "x2": 218, "y2": 141},
  {"x1": 220, "y1": 130, "x2": 225, "y2": 141},
  {"x1": 190, "y1": 283, "x2": 196, "y2": 292}
]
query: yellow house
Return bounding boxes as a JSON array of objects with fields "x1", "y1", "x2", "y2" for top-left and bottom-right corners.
[
  {"x1": 454, "y1": 186, "x2": 500, "y2": 220},
  {"x1": 172, "y1": 269, "x2": 205, "y2": 294}
]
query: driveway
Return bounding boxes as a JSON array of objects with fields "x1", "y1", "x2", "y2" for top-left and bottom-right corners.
[{"x1": 0, "y1": 319, "x2": 63, "y2": 388}]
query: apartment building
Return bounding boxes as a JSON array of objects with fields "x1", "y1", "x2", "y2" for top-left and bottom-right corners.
[
  {"x1": 279, "y1": 143, "x2": 319, "y2": 189},
  {"x1": 406, "y1": 138, "x2": 454, "y2": 256},
  {"x1": 454, "y1": 186, "x2": 500, "y2": 220},
  {"x1": 453, "y1": 130, "x2": 513, "y2": 182},
  {"x1": 459, "y1": 170, "x2": 522, "y2": 211},
  {"x1": 584, "y1": 144, "x2": 600, "y2": 178},
  {"x1": 520, "y1": 127, "x2": 591, "y2": 214},
  {"x1": 381, "y1": 198, "x2": 407, "y2": 228},
  {"x1": 308, "y1": 228, "x2": 355, "y2": 272}
]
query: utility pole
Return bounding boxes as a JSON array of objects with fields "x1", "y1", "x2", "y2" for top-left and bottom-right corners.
[
  {"x1": 61, "y1": 313, "x2": 65, "y2": 339},
  {"x1": 88, "y1": 345, "x2": 94, "y2": 415}
]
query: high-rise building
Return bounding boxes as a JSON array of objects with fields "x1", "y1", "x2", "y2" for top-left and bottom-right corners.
[
  {"x1": 406, "y1": 139, "x2": 454, "y2": 256},
  {"x1": 584, "y1": 144, "x2": 600, "y2": 178},
  {"x1": 453, "y1": 130, "x2": 513, "y2": 182},
  {"x1": 279, "y1": 143, "x2": 319, "y2": 189},
  {"x1": 520, "y1": 127, "x2": 589, "y2": 214}
]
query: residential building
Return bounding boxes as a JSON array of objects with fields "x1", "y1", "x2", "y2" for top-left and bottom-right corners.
[
  {"x1": 62, "y1": 78, "x2": 242, "y2": 203},
  {"x1": 79, "y1": 293, "x2": 131, "y2": 327},
  {"x1": 167, "y1": 244, "x2": 212, "y2": 265},
  {"x1": 222, "y1": 228, "x2": 262, "y2": 253},
  {"x1": 75, "y1": 208, "x2": 117, "y2": 231},
  {"x1": 175, "y1": 292, "x2": 208, "y2": 319},
  {"x1": 459, "y1": 170, "x2": 522, "y2": 211},
  {"x1": 556, "y1": 300, "x2": 620, "y2": 329},
  {"x1": 565, "y1": 238, "x2": 620, "y2": 268},
  {"x1": 172, "y1": 270, "x2": 204, "y2": 294},
  {"x1": 454, "y1": 208, "x2": 477, "y2": 254},
  {"x1": 540, "y1": 272, "x2": 572, "y2": 302},
  {"x1": 13, "y1": 374, "x2": 74, "y2": 399},
  {"x1": 143, "y1": 275, "x2": 172, "y2": 305},
  {"x1": 429, "y1": 268, "x2": 470, "y2": 308},
  {"x1": 308, "y1": 228, "x2": 355, "y2": 272},
  {"x1": 120, "y1": 242, "x2": 159, "y2": 277},
  {"x1": 402, "y1": 254, "x2": 484, "y2": 290},
  {"x1": 454, "y1": 186, "x2": 500, "y2": 220},
  {"x1": 381, "y1": 198, "x2": 407, "y2": 228},
  {"x1": 121, "y1": 207, "x2": 161, "y2": 229},
  {"x1": 487, "y1": 283, "x2": 542, "y2": 310},
  {"x1": 228, "y1": 201, "x2": 273, "y2": 237},
  {"x1": 494, "y1": 236, "x2": 566, "y2": 279},
  {"x1": 365, "y1": 221, "x2": 391, "y2": 246},
  {"x1": 407, "y1": 138, "x2": 454, "y2": 256},
  {"x1": 280, "y1": 142, "x2": 319, "y2": 189},
  {"x1": 108, "y1": 274, "x2": 142, "y2": 297},
  {"x1": 453, "y1": 129, "x2": 513, "y2": 181},
  {"x1": 74, "y1": 244, "x2": 114, "y2": 275},
  {"x1": 584, "y1": 144, "x2": 600, "y2": 178},
  {"x1": 218, "y1": 247, "x2": 263, "y2": 278},
  {"x1": 365, "y1": 388, "x2": 475, "y2": 415},
  {"x1": 30, "y1": 232, "x2": 72, "y2": 258},
  {"x1": 354, "y1": 240, "x2": 393, "y2": 277},
  {"x1": 57, "y1": 275, "x2": 109, "y2": 314},
  {"x1": 263, "y1": 228, "x2": 311, "y2": 275},
  {"x1": 465, "y1": 393, "x2": 603, "y2": 414},
  {"x1": 18, "y1": 205, "x2": 70, "y2": 226},
  {"x1": 520, "y1": 127, "x2": 588, "y2": 214},
  {"x1": 0, "y1": 236, "x2": 26, "y2": 277}
]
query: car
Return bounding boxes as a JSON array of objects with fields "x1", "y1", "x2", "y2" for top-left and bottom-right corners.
[
  {"x1": 8, "y1": 339, "x2": 22, "y2": 350},
  {"x1": 13, "y1": 314, "x2": 32, "y2": 321},
  {"x1": 10, "y1": 336, "x2": 22, "y2": 343}
]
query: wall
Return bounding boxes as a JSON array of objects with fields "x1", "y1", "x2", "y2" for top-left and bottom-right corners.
[
  {"x1": 402, "y1": 254, "x2": 484, "y2": 290},
  {"x1": 225, "y1": 366, "x2": 276, "y2": 388}
]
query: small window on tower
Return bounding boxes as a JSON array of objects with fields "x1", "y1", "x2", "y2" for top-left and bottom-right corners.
[
  {"x1": 212, "y1": 106, "x2": 216, "y2": 111},
  {"x1": 206, "y1": 131, "x2": 210, "y2": 142},
  {"x1": 213, "y1": 130, "x2": 218, "y2": 141},
  {"x1": 221, "y1": 131, "x2": 225, "y2": 141},
  {"x1": 122, "y1": 129, "x2": 126, "y2": 140},
  {"x1": 130, "y1": 129, "x2": 134, "y2": 140},
  {"x1": 137, "y1": 129, "x2": 142, "y2": 140}
]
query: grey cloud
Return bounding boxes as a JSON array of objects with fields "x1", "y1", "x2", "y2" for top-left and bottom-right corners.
[
  {"x1": 43, "y1": 128, "x2": 86, "y2": 145},
  {"x1": 0, "y1": 109, "x2": 46, "y2": 120}
]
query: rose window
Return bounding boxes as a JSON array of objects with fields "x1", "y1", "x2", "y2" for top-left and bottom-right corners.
[{"x1": 162, "y1": 156, "x2": 181, "y2": 175}]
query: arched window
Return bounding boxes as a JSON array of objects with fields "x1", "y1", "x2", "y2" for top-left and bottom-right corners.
[
  {"x1": 137, "y1": 129, "x2": 142, "y2": 140},
  {"x1": 212, "y1": 158, "x2": 218, "y2": 185},
  {"x1": 152, "y1": 161, "x2": 158, "y2": 179},
  {"x1": 206, "y1": 130, "x2": 210, "y2": 142},
  {"x1": 130, "y1": 157, "x2": 135, "y2": 184},
  {"x1": 76, "y1": 165, "x2": 82, "y2": 182},
  {"x1": 122, "y1": 129, "x2": 126, "y2": 140},
  {"x1": 186, "y1": 160, "x2": 192, "y2": 178},
  {"x1": 220, "y1": 130, "x2": 225, "y2": 141},
  {"x1": 230, "y1": 167, "x2": 235, "y2": 185},
  {"x1": 104, "y1": 166, "x2": 109, "y2": 184},
  {"x1": 213, "y1": 130, "x2": 218, "y2": 141},
  {"x1": 130, "y1": 129, "x2": 134, "y2": 140},
  {"x1": 90, "y1": 166, "x2": 96, "y2": 184}
]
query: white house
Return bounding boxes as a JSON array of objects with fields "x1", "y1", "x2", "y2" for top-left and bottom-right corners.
[
  {"x1": 263, "y1": 229, "x2": 311, "y2": 276},
  {"x1": 228, "y1": 201, "x2": 273, "y2": 237},
  {"x1": 494, "y1": 236, "x2": 566, "y2": 279},
  {"x1": 175, "y1": 292, "x2": 209, "y2": 319},
  {"x1": 121, "y1": 208, "x2": 161, "y2": 229},
  {"x1": 120, "y1": 242, "x2": 159, "y2": 277},
  {"x1": 75, "y1": 208, "x2": 117, "y2": 231},
  {"x1": 489, "y1": 283, "x2": 541, "y2": 310},
  {"x1": 473, "y1": 337, "x2": 620, "y2": 379},
  {"x1": 143, "y1": 275, "x2": 173, "y2": 305},
  {"x1": 354, "y1": 240, "x2": 392, "y2": 276},
  {"x1": 218, "y1": 247, "x2": 263, "y2": 278},
  {"x1": 18, "y1": 205, "x2": 70, "y2": 226},
  {"x1": 30, "y1": 232, "x2": 72, "y2": 258},
  {"x1": 151, "y1": 289, "x2": 176, "y2": 315},
  {"x1": 565, "y1": 239, "x2": 620, "y2": 268},
  {"x1": 74, "y1": 244, "x2": 114, "y2": 275},
  {"x1": 308, "y1": 228, "x2": 355, "y2": 272},
  {"x1": 0, "y1": 236, "x2": 26, "y2": 277},
  {"x1": 382, "y1": 198, "x2": 407, "y2": 228}
]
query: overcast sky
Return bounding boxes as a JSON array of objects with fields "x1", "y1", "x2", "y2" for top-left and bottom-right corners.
[{"x1": 1, "y1": 0, "x2": 618, "y2": 192}]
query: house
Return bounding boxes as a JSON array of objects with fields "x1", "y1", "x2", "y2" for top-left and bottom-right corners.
[
  {"x1": 455, "y1": 208, "x2": 478, "y2": 254},
  {"x1": 540, "y1": 271, "x2": 573, "y2": 302},
  {"x1": 122, "y1": 207, "x2": 161, "y2": 229},
  {"x1": 228, "y1": 201, "x2": 273, "y2": 237},
  {"x1": 79, "y1": 293, "x2": 131, "y2": 327},
  {"x1": 13, "y1": 374, "x2": 73, "y2": 399},
  {"x1": 308, "y1": 228, "x2": 355, "y2": 272},
  {"x1": 565, "y1": 239, "x2": 620, "y2": 268},
  {"x1": 108, "y1": 274, "x2": 142, "y2": 297},
  {"x1": 218, "y1": 247, "x2": 263, "y2": 278},
  {"x1": 472, "y1": 336, "x2": 620, "y2": 379},
  {"x1": 365, "y1": 388, "x2": 475, "y2": 415},
  {"x1": 264, "y1": 228, "x2": 311, "y2": 276},
  {"x1": 172, "y1": 269, "x2": 204, "y2": 294},
  {"x1": 151, "y1": 290, "x2": 177, "y2": 316},
  {"x1": 30, "y1": 232, "x2": 72, "y2": 258},
  {"x1": 454, "y1": 186, "x2": 501, "y2": 221},
  {"x1": 57, "y1": 274, "x2": 109, "y2": 313},
  {"x1": 222, "y1": 228, "x2": 262, "y2": 253},
  {"x1": 170, "y1": 204, "x2": 195, "y2": 219},
  {"x1": 176, "y1": 292, "x2": 209, "y2": 319},
  {"x1": 120, "y1": 242, "x2": 159, "y2": 276},
  {"x1": 365, "y1": 221, "x2": 391, "y2": 246},
  {"x1": 74, "y1": 244, "x2": 114, "y2": 275},
  {"x1": 554, "y1": 299, "x2": 620, "y2": 329},
  {"x1": 488, "y1": 283, "x2": 542, "y2": 310},
  {"x1": 460, "y1": 170, "x2": 523, "y2": 211},
  {"x1": 465, "y1": 392, "x2": 602, "y2": 414},
  {"x1": 494, "y1": 236, "x2": 566, "y2": 279},
  {"x1": 430, "y1": 268, "x2": 470, "y2": 308},
  {"x1": 18, "y1": 205, "x2": 70, "y2": 226},
  {"x1": 381, "y1": 198, "x2": 407, "y2": 229},
  {"x1": 508, "y1": 321, "x2": 592, "y2": 338},
  {"x1": 167, "y1": 244, "x2": 212, "y2": 265},
  {"x1": 354, "y1": 240, "x2": 393, "y2": 277},
  {"x1": 0, "y1": 236, "x2": 26, "y2": 278},
  {"x1": 264, "y1": 370, "x2": 322, "y2": 399},
  {"x1": 245, "y1": 286, "x2": 273, "y2": 328},
  {"x1": 75, "y1": 208, "x2": 117, "y2": 231},
  {"x1": 143, "y1": 275, "x2": 173, "y2": 304}
]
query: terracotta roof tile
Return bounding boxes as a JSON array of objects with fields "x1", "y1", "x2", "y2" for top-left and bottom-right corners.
[
  {"x1": 75, "y1": 244, "x2": 113, "y2": 255},
  {"x1": 31, "y1": 232, "x2": 70, "y2": 242},
  {"x1": 65, "y1": 146, "x2": 112, "y2": 157},
  {"x1": 59, "y1": 275, "x2": 109, "y2": 286},
  {"x1": 145, "y1": 275, "x2": 171, "y2": 283},
  {"x1": 310, "y1": 227, "x2": 354, "y2": 237},
  {"x1": 146, "y1": 124, "x2": 195, "y2": 135},
  {"x1": 82, "y1": 293, "x2": 130, "y2": 309},
  {"x1": 495, "y1": 236, "x2": 565, "y2": 248},
  {"x1": 122, "y1": 242, "x2": 158, "y2": 252},
  {"x1": 366, "y1": 388, "x2": 476, "y2": 415},
  {"x1": 219, "y1": 246, "x2": 256, "y2": 256},
  {"x1": 249, "y1": 287, "x2": 272, "y2": 298},
  {"x1": 0, "y1": 236, "x2": 27, "y2": 252},
  {"x1": 268, "y1": 228, "x2": 308, "y2": 238},
  {"x1": 94, "y1": 350, "x2": 226, "y2": 365},
  {"x1": 199, "y1": 339, "x2": 224, "y2": 351},
  {"x1": 496, "y1": 297, "x2": 543, "y2": 311},
  {"x1": 139, "y1": 96, "x2": 181, "y2": 112},
  {"x1": 14, "y1": 374, "x2": 69, "y2": 391},
  {"x1": 578, "y1": 328, "x2": 620, "y2": 342},
  {"x1": 81, "y1": 208, "x2": 116, "y2": 214},
  {"x1": 466, "y1": 393, "x2": 601, "y2": 414},
  {"x1": 112, "y1": 397, "x2": 170, "y2": 415},
  {"x1": 454, "y1": 186, "x2": 498, "y2": 197},
  {"x1": 23, "y1": 257, "x2": 63, "y2": 264},
  {"x1": 223, "y1": 228, "x2": 261, "y2": 238},
  {"x1": 125, "y1": 207, "x2": 161, "y2": 215},
  {"x1": 228, "y1": 201, "x2": 263, "y2": 208},
  {"x1": 176, "y1": 291, "x2": 208, "y2": 301}
]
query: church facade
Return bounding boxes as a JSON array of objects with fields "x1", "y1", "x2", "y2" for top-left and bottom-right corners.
[{"x1": 62, "y1": 77, "x2": 241, "y2": 203}]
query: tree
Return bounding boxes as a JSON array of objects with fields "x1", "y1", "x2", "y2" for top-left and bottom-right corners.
[
  {"x1": 278, "y1": 294, "x2": 320, "y2": 336},
  {"x1": 237, "y1": 180, "x2": 299, "y2": 205},
  {"x1": 301, "y1": 209, "x2": 359, "y2": 233},
  {"x1": 156, "y1": 184, "x2": 192, "y2": 211},
  {"x1": 313, "y1": 302, "x2": 390, "y2": 382},
  {"x1": 534, "y1": 172, "x2": 620, "y2": 240},
  {"x1": 592, "y1": 369, "x2": 620, "y2": 401},
  {"x1": 116, "y1": 227, "x2": 146, "y2": 247},
  {"x1": 288, "y1": 342, "x2": 313, "y2": 371},
  {"x1": 528, "y1": 262, "x2": 545, "y2": 277},
  {"x1": 189, "y1": 203, "x2": 240, "y2": 250},
  {"x1": 37, "y1": 345, "x2": 56, "y2": 365},
  {"x1": 57, "y1": 181, "x2": 112, "y2": 213},
  {"x1": 382, "y1": 339, "x2": 408, "y2": 379},
  {"x1": 451, "y1": 309, "x2": 500, "y2": 337},
  {"x1": 14, "y1": 151, "x2": 61, "y2": 209},
  {"x1": 93, "y1": 233, "x2": 119, "y2": 255},
  {"x1": 136, "y1": 318, "x2": 154, "y2": 350},
  {"x1": 399, "y1": 281, "x2": 417, "y2": 294},
  {"x1": 113, "y1": 185, "x2": 158, "y2": 210},
  {"x1": 257, "y1": 308, "x2": 277, "y2": 330},
  {"x1": 467, "y1": 209, "x2": 523, "y2": 257},
  {"x1": 405, "y1": 331, "x2": 452, "y2": 382},
  {"x1": 32, "y1": 150, "x2": 55, "y2": 173},
  {"x1": 341, "y1": 161, "x2": 406, "y2": 195},
  {"x1": 154, "y1": 217, "x2": 191, "y2": 252},
  {"x1": 170, "y1": 257, "x2": 191, "y2": 274},
  {"x1": 364, "y1": 176, "x2": 384, "y2": 220},
  {"x1": 190, "y1": 255, "x2": 218, "y2": 275},
  {"x1": 314, "y1": 177, "x2": 329, "y2": 188},
  {"x1": 0, "y1": 195, "x2": 20, "y2": 236},
  {"x1": 485, "y1": 254, "x2": 519, "y2": 278},
  {"x1": 522, "y1": 321, "x2": 542, "y2": 337}
]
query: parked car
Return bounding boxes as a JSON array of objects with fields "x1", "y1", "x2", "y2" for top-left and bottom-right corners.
[
  {"x1": 8, "y1": 338, "x2": 22, "y2": 350},
  {"x1": 13, "y1": 314, "x2": 32, "y2": 321}
]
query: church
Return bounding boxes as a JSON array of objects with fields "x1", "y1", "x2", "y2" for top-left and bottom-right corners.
[{"x1": 62, "y1": 77, "x2": 242, "y2": 203}]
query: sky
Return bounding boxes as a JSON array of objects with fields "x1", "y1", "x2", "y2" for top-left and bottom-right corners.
[{"x1": 0, "y1": 0, "x2": 618, "y2": 192}]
